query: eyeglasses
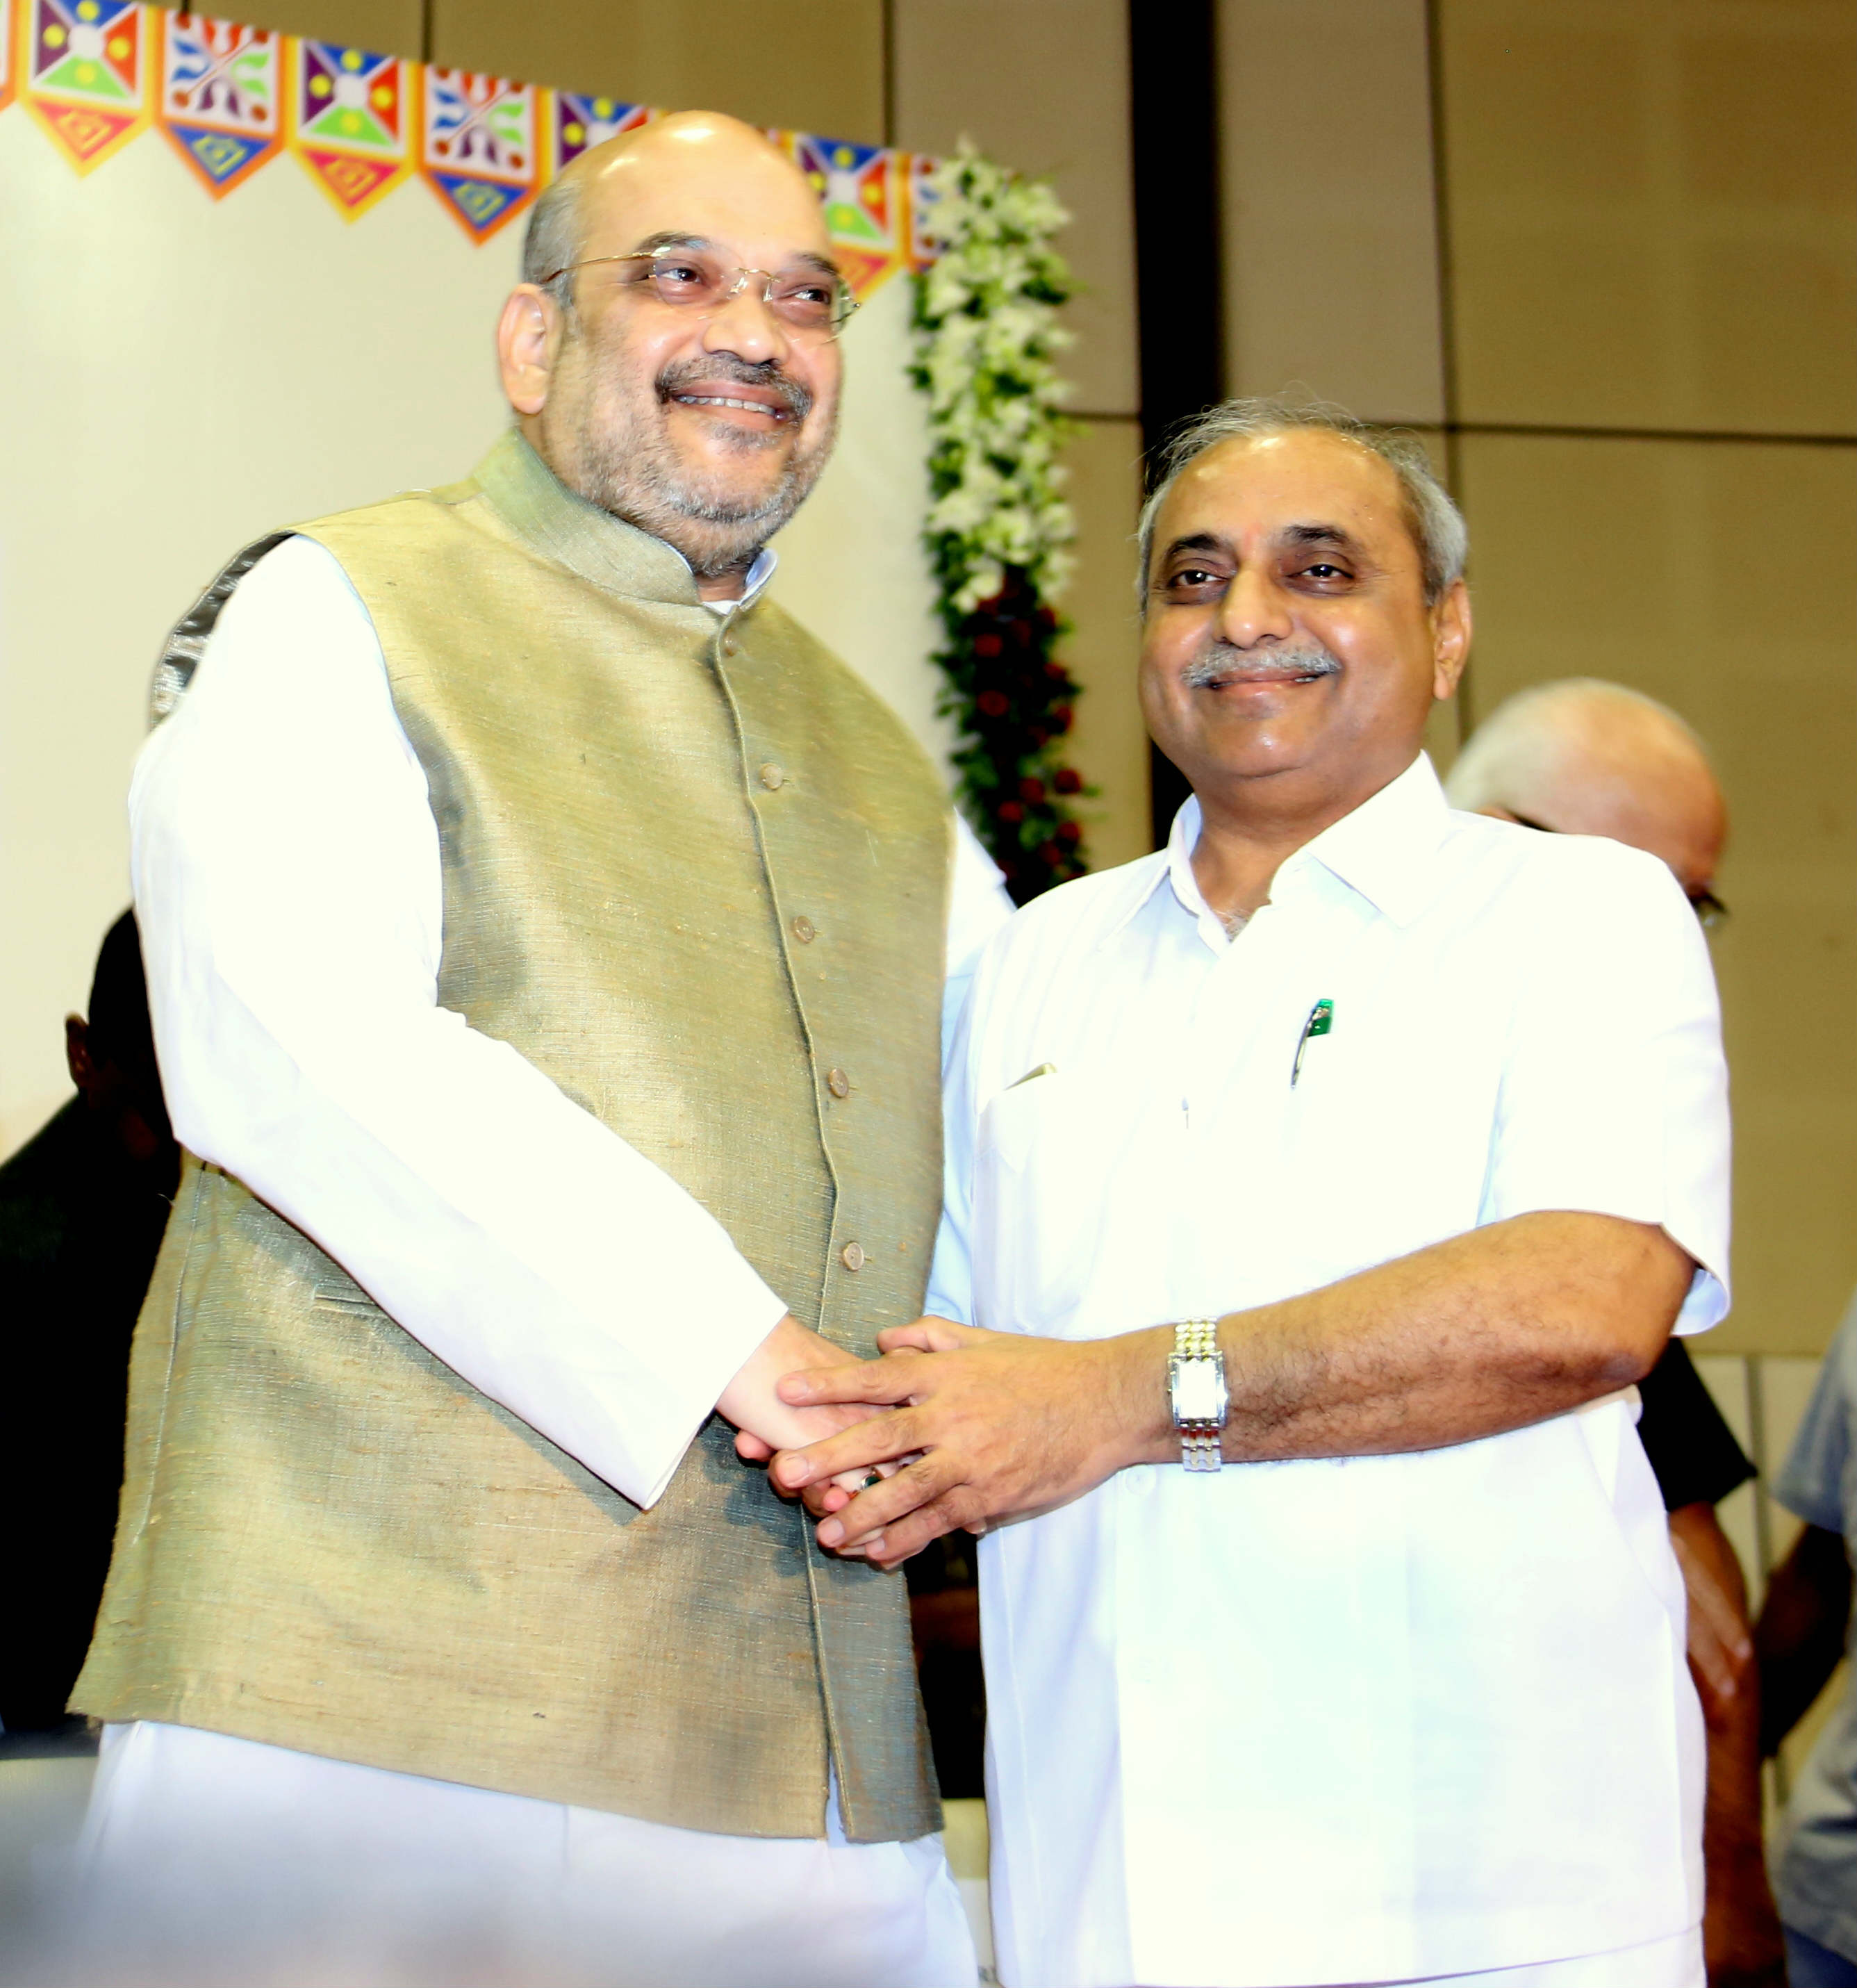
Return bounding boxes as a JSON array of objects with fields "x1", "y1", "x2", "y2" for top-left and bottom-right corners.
[
  {"x1": 538, "y1": 247, "x2": 859, "y2": 338},
  {"x1": 1507, "y1": 814, "x2": 1728, "y2": 929}
]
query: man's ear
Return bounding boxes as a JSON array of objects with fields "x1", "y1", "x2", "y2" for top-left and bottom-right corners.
[
  {"x1": 497, "y1": 284, "x2": 563, "y2": 418},
  {"x1": 1430, "y1": 579, "x2": 1472, "y2": 701},
  {"x1": 65, "y1": 1014, "x2": 97, "y2": 1094}
]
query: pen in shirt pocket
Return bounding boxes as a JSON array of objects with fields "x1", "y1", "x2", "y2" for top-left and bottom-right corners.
[{"x1": 1290, "y1": 1000, "x2": 1333, "y2": 1087}]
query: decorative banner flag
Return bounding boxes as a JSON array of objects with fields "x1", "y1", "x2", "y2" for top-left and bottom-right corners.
[
  {"x1": 288, "y1": 39, "x2": 415, "y2": 221},
  {"x1": 785, "y1": 133, "x2": 908, "y2": 300},
  {"x1": 22, "y1": 0, "x2": 151, "y2": 173},
  {"x1": 421, "y1": 66, "x2": 538, "y2": 243},
  {"x1": 1, "y1": 0, "x2": 950, "y2": 274},
  {"x1": 156, "y1": 11, "x2": 279, "y2": 196},
  {"x1": 550, "y1": 91, "x2": 647, "y2": 178},
  {"x1": 908, "y1": 150, "x2": 944, "y2": 270}
]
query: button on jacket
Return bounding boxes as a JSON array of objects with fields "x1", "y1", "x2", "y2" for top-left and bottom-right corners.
[{"x1": 928, "y1": 754, "x2": 1731, "y2": 1988}]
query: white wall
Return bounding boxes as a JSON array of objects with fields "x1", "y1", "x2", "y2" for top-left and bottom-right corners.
[{"x1": 0, "y1": 108, "x2": 943, "y2": 1155}]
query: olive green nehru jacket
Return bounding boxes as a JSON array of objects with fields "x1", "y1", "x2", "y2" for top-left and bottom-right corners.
[{"x1": 73, "y1": 432, "x2": 952, "y2": 1843}]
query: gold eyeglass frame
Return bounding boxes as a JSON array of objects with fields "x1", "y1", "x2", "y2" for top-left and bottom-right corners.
[{"x1": 536, "y1": 249, "x2": 859, "y2": 338}]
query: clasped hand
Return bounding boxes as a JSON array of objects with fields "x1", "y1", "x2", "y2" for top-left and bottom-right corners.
[{"x1": 745, "y1": 1317, "x2": 1158, "y2": 1570}]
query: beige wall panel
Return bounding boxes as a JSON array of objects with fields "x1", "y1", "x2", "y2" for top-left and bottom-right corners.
[
  {"x1": 891, "y1": 0, "x2": 1139, "y2": 418},
  {"x1": 1439, "y1": 0, "x2": 1857, "y2": 437},
  {"x1": 1060, "y1": 419, "x2": 1151, "y2": 869},
  {"x1": 1455, "y1": 432, "x2": 1857, "y2": 1355},
  {"x1": 1689, "y1": 238, "x2": 1857, "y2": 440},
  {"x1": 426, "y1": 0, "x2": 886, "y2": 142},
  {"x1": 1676, "y1": 26, "x2": 1857, "y2": 214},
  {"x1": 230, "y1": 0, "x2": 421, "y2": 55},
  {"x1": 1215, "y1": 0, "x2": 1446, "y2": 426}
]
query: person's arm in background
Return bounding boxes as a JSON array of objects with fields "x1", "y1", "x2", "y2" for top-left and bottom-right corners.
[
  {"x1": 1757, "y1": 1524, "x2": 1851, "y2": 1759},
  {"x1": 1667, "y1": 1501, "x2": 1785, "y2": 1987},
  {"x1": 1637, "y1": 1339, "x2": 1784, "y2": 1986},
  {"x1": 1756, "y1": 1297, "x2": 1857, "y2": 1764},
  {"x1": 131, "y1": 536, "x2": 921, "y2": 1506}
]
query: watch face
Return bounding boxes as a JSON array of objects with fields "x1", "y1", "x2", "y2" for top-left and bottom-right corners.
[{"x1": 1170, "y1": 1354, "x2": 1225, "y2": 1426}]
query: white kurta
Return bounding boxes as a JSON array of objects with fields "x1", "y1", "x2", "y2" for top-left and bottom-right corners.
[
  {"x1": 84, "y1": 534, "x2": 1009, "y2": 1985},
  {"x1": 928, "y1": 755, "x2": 1730, "y2": 1988}
]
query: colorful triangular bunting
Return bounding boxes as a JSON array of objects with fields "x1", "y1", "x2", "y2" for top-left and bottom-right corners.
[
  {"x1": 420, "y1": 65, "x2": 536, "y2": 242},
  {"x1": 22, "y1": 0, "x2": 151, "y2": 173},
  {"x1": 286, "y1": 37, "x2": 414, "y2": 220},
  {"x1": 156, "y1": 12, "x2": 279, "y2": 197},
  {"x1": 1, "y1": 0, "x2": 18, "y2": 115},
  {"x1": 787, "y1": 131, "x2": 909, "y2": 300},
  {"x1": 550, "y1": 91, "x2": 647, "y2": 176}
]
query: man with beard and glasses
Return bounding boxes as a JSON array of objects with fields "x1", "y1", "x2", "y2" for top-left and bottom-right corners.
[
  {"x1": 769, "y1": 399, "x2": 1729, "y2": 1987},
  {"x1": 64, "y1": 113, "x2": 1004, "y2": 1988}
]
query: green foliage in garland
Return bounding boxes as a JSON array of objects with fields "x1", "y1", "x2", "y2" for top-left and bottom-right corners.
[{"x1": 912, "y1": 142, "x2": 1089, "y2": 903}]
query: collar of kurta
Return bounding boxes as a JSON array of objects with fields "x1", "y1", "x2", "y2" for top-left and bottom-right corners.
[
  {"x1": 1112, "y1": 750, "x2": 1455, "y2": 946},
  {"x1": 472, "y1": 428, "x2": 776, "y2": 613}
]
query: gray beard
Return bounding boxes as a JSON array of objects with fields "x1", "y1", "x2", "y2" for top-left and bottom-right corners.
[
  {"x1": 1180, "y1": 639, "x2": 1344, "y2": 689},
  {"x1": 568, "y1": 347, "x2": 835, "y2": 578}
]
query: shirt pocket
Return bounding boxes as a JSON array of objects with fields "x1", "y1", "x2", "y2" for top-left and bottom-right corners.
[{"x1": 971, "y1": 1069, "x2": 1139, "y2": 1338}]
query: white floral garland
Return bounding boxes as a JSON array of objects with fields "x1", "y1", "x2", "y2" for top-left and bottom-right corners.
[
  {"x1": 914, "y1": 142, "x2": 1077, "y2": 611},
  {"x1": 912, "y1": 142, "x2": 1089, "y2": 897}
]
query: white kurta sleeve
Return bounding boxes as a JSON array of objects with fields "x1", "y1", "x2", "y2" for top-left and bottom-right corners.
[
  {"x1": 923, "y1": 821, "x2": 1012, "y2": 1326},
  {"x1": 1480, "y1": 837, "x2": 1732, "y2": 1335},
  {"x1": 130, "y1": 535, "x2": 786, "y2": 1509},
  {"x1": 925, "y1": 925, "x2": 992, "y2": 1331},
  {"x1": 943, "y1": 814, "x2": 1014, "y2": 1063}
]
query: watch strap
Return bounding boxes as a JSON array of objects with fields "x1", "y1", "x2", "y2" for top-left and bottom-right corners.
[{"x1": 1169, "y1": 1318, "x2": 1228, "y2": 1472}]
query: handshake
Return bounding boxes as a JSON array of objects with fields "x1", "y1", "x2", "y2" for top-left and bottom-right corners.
[{"x1": 716, "y1": 1308, "x2": 1164, "y2": 1570}]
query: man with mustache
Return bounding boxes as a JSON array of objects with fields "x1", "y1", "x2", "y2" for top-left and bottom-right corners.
[
  {"x1": 67, "y1": 113, "x2": 1001, "y2": 1987},
  {"x1": 774, "y1": 399, "x2": 1729, "y2": 1986}
]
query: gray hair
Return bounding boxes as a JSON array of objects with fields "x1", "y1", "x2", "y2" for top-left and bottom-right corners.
[
  {"x1": 1136, "y1": 394, "x2": 1469, "y2": 610},
  {"x1": 522, "y1": 174, "x2": 584, "y2": 310}
]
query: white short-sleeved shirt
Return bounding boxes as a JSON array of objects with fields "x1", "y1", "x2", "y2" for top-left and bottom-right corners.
[{"x1": 927, "y1": 754, "x2": 1731, "y2": 1988}]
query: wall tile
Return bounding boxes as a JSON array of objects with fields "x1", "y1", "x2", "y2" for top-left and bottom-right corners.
[
  {"x1": 891, "y1": 0, "x2": 1139, "y2": 418},
  {"x1": 429, "y1": 0, "x2": 886, "y2": 144},
  {"x1": 1676, "y1": 28, "x2": 1856, "y2": 213},
  {"x1": 1439, "y1": 0, "x2": 1857, "y2": 436},
  {"x1": 1216, "y1": 0, "x2": 1446, "y2": 427},
  {"x1": 1455, "y1": 431, "x2": 1857, "y2": 1356},
  {"x1": 1445, "y1": 22, "x2": 1653, "y2": 205},
  {"x1": 1060, "y1": 418, "x2": 1150, "y2": 869},
  {"x1": 1687, "y1": 238, "x2": 1857, "y2": 438},
  {"x1": 231, "y1": 0, "x2": 423, "y2": 56}
]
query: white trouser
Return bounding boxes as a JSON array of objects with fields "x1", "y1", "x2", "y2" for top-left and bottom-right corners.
[{"x1": 63, "y1": 1721, "x2": 977, "y2": 1988}]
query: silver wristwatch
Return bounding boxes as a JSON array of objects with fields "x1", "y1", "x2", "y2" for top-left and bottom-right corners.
[{"x1": 1169, "y1": 1320, "x2": 1228, "y2": 1471}]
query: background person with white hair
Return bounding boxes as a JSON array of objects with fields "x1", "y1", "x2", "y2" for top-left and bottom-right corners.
[{"x1": 1446, "y1": 680, "x2": 1783, "y2": 1988}]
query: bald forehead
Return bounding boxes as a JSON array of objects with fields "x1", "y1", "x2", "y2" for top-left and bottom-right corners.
[
  {"x1": 570, "y1": 113, "x2": 831, "y2": 258},
  {"x1": 1542, "y1": 693, "x2": 1712, "y2": 787}
]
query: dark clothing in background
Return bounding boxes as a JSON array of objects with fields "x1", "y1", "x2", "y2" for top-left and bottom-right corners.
[
  {"x1": 906, "y1": 1538, "x2": 985, "y2": 1799},
  {"x1": 0, "y1": 1097, "x2": 171, "y2": 1732},
  {"x1": 1639, "y1": 1335, "x2": 1756, "y2": 1513}
]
